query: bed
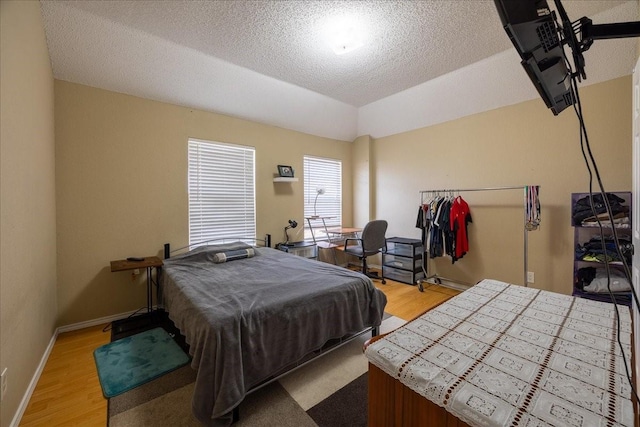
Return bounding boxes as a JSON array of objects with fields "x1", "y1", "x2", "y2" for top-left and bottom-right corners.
[
  {"x1": 160, "y1": 239, "x2": 387, "y2": 426},
  {"x1": 365, "y1": 279, "x2": 637, "y2": 427}
]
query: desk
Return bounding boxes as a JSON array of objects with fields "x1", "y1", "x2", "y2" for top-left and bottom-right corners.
[
  {"x1": 324, "y1": 227, "x2": 362, "y2": 239},
  {"x1": 325, "y1": 227, "x2": 362, "y2": 258},
  {"x1": 305, "y1": 217, "x2": 342, "y2": 263},
  {"x1": 110, "y1": 256, "x2": 163, "y2": 313}
]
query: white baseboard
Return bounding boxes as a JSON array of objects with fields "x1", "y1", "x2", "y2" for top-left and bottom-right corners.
[
  {"x1": 57, "y1": 308, "x2": 143, "y2": 333},
  {"x1": 10, "y1": 331, "x2": 57, "y2": 427},
  {"x1": 11, "y1": 308, "x2": 143, "y2": 426}
]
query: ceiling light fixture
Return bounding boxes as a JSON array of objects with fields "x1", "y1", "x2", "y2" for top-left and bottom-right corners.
[
  {"x1": 329, "y1": 27, "x2": 363, "y2": 55},
  {"x1": 324, "y1": 16, "x2": 364, "y2": 55}
]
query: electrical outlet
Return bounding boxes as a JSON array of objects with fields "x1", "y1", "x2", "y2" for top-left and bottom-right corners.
[
  {"x1": 1, "y1": 368, "x2": 7, "y2": 401},
  {"x1": 527, "y1": 271, "x2": 535, "y2": 283}
]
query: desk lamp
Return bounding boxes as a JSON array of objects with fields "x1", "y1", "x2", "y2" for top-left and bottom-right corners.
[
  {"x1": 284, "y1": 219, "x2": 297, "y2": 244},
  {"x1": 314, "y1": 187, "x2": 325, "y2": 217}
]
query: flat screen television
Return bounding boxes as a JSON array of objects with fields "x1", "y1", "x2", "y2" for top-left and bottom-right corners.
[
  {"x1": 494, "y1": 0, "x2": 640, "y2": 116},
  {"x1": 494, "y1": 0, "x2": 572, "y2": 115}
]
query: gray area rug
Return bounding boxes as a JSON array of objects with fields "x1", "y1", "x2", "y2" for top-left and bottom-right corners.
[{"x1": 108, "y1": 315, "x2": 406, "y2": 427}]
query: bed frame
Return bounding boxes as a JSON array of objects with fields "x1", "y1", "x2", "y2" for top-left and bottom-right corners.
[
  {"x1": 161, "y1": 234, "x2": 381, "y2": 423},
  {"x1": 163, "y1": 234, "x2": 272, "y2": 258}
]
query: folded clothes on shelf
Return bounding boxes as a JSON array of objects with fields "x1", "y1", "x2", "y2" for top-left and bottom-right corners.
[
  {"x1": 572, "y1": 192, "x2": 628, "y2": 225},
  {"x1": 575, "y1": 266, "x2": 631, "y2": 293}
]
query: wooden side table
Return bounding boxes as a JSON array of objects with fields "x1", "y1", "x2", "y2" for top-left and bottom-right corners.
[{"x1": 110, "y1": 256, "x2": 163, "y2": 313}]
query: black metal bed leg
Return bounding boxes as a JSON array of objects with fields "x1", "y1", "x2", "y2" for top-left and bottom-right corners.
[
  {"x1": 372, "y1": 326, "x2": 379, "y2": 337},
  {"x1": 232, "y1": 406, "x2": 240, "y2": 424}
]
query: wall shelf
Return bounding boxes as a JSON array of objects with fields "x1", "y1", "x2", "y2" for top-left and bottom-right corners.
[{"x1": 273, "y1": 177, "x2": 298, "y2": 182}]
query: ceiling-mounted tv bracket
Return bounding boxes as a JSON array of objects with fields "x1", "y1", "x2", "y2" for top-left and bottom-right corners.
[{"x1": 553, "y1": 0, "x2": 640, "y2": 81}]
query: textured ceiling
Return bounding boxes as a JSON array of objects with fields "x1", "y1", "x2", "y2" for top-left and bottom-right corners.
[
  {"x1": 54, "y1": 0, "x2": 519, "y2": 107},
  {"x1": 40, "y1": 0, "x2": 637, "y2": 140}
]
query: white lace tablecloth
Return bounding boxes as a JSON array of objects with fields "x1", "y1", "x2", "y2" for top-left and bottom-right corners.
[{"x1": 365, "y1": 279, "x2": 635, "y2": 427}]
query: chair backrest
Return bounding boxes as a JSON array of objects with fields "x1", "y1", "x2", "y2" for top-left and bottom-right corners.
[{"x1": 361, "y1": 220, "x2": 388, "y2": 254}]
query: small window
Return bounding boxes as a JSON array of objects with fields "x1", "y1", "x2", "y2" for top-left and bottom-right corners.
[
  {"x1": 303, "y1": 156, "x2": 342, "y2": 238},
  {"x1": 188, "y1": 138, "x2": 256, "y2": 244}
]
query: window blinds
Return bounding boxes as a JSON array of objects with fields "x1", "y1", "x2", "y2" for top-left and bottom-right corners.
[
  {"x1": 188, "y1": 139, "x2": 256, "y2": 244},
  {"x1": 303, "y1": 155, "x2": 342, "y2": 231}
]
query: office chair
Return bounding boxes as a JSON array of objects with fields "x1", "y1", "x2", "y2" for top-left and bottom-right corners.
[{"x1": 344, "y1": 220, "x2": 388, "y2": 284}]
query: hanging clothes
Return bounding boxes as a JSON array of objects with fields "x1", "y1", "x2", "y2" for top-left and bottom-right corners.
[
  {"x1": 415, "y1": 204, "x2": 430, "y2": 244},
  {"x1": 417, "y1": 193, "x2": 472, "y2": 262},
  {"x1": 441, "y1": 199, "x2": 454, "y2": 256},
  {"x1": 430, "y1": 197, "x2": 445, "y2": 258},
  {"x1": 449, "y1": 196, "x2": 472, "y2": 263}
]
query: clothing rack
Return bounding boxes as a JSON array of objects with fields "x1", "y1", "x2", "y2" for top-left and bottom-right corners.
[{"x1": 419, "y1": 185, "x2": 540, "y2": 288}]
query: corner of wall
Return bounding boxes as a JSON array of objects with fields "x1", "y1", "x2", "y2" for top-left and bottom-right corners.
[
  {"x1": 352, "y1": 135, "x2": 373, "y2": 226},
  {"x1": 1, "y1": 2, "x2": 57, "y2": 426}
]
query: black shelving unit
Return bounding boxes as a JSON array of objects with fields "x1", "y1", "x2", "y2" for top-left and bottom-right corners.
[
  {"x1": 383, "y1": 237, "x2": 425, "y2": 285},
  {"x1": 571, "y1": 191, "x2": 633, "y2": 306}
]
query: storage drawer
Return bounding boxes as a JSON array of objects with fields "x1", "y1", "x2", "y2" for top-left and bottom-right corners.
[
  {"x1": 383, "y1": 254, "x2": 421, "y2": 270},
  {"x1": 277, "y1": 242, "x2": 318, "y2": 259},
  {"x1": 383, "y1": 266, "x2": 424, "y2": 285},
  {"x1": 386, "y1": 241, "x2": 423, "y2": 257}
]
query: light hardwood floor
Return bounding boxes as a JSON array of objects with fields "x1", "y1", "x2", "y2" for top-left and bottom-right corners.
[
  {"x1": 18, "y1": 278, "x2": 459, "y2": 426},
  {"x1": 19, "y1": 324, "x2": 111, "y2": 426}
]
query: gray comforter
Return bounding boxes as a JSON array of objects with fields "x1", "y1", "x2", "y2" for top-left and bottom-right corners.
[{"x1": 160, "y1": 243, "x2": 387, "y2": 426}]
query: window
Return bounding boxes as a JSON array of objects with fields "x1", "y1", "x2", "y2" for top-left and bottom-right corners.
[
  {"x1": 188, "y1": 138, "x2": 255, "y2": 244},
  {"x1": 304, "y1": 156, "x2": 342, "y2": 238}
]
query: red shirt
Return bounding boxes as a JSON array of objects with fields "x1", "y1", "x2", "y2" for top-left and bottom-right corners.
[{"x1": 450, "y1": 196, "x2": 472, "y2": 261}]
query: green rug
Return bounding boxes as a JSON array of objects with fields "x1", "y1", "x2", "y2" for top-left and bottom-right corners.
[{"x1": 94, "y1": 327, "x2": 190, "y2": 398}]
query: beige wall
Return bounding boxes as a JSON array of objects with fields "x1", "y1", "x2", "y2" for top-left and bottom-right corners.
[
  {"x1": 352, "y1": 135, "x2": 373, "y2": 227},
  {"x1": 53, "y1": 76, "x2": 634, "y2": 324},
  {"x1": 372, "y1": 76, "x2": 632, "y2": 295},
  {"x1": 54, "y1": 81, "x2": 353, "y2": 325},
  {"x1": 0, "y1": 2, "x2": 57, "y2": 426}
]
